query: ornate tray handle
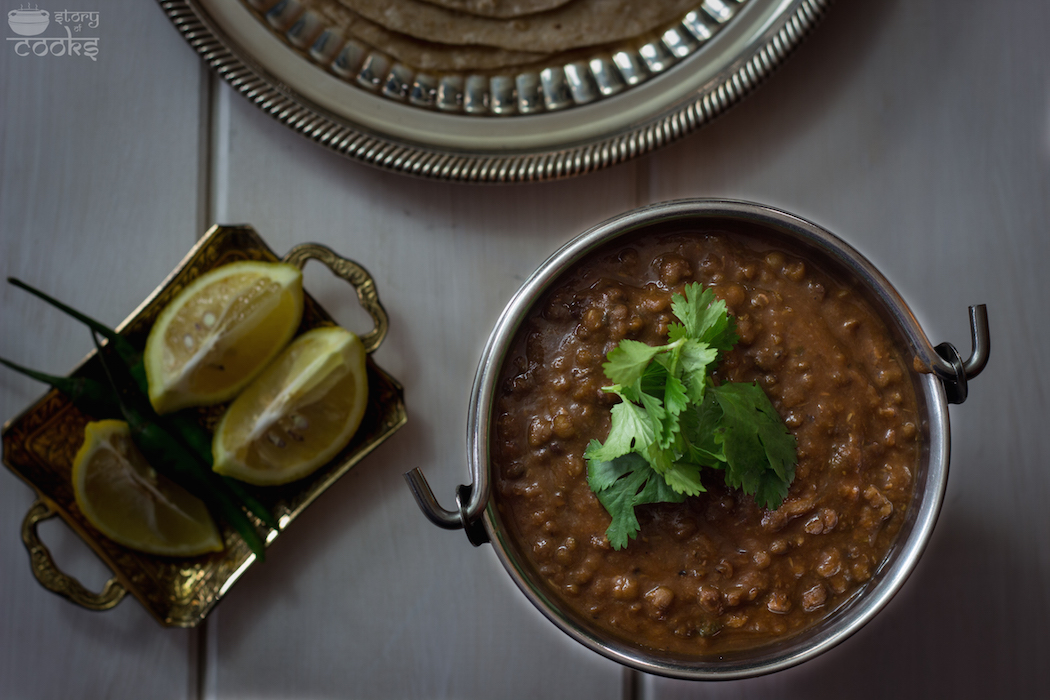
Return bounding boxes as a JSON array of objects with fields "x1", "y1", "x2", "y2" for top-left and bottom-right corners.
[
  {"x1": 21, "y1": 500, "x2": 127, "y2": 611},
  {"x1": 283, "y1": 243, "x2": 389, "y2": 354},
  {"x1": 4, "y1": 227, "x2": 406, "y2": 625}
]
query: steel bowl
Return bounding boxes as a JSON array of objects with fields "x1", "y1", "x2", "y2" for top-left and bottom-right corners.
[{"x1": 407, "y1": 199, "x2": 988, "y2": 680}]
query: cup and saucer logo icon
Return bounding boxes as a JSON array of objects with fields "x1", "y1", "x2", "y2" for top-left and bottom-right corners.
[{"x1": 8, "y1": 5, "x2": 50, "y2": 36}]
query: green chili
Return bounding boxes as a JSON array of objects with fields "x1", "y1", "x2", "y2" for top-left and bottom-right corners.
[
  {"x1": 90, "y1": 332, "x2": 267, "y2": 560},
  {"x1": 161, "y1": 411, "x2": 279, "y2": 530},
  {"x1": 9, "y1": 277, "x2": 146, "y2": 389},
  {"x1": 0, "y1": 357, "x2": 120, "y2": 419},
  {"x1": 8, "y1": 277, "x2": 278, "y2": 529}
]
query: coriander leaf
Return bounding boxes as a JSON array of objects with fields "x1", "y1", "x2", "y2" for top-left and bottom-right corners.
[
  {"x1": 603, "y1": 339, "x2": 665, "y2": 386},
  {"x1": 678, "y1": 393, "x2": 726, "y2": 466},
  {"x1": 593, "y1": 467, "x2": 650, "y2": 550},
  {"x1": 666, "y1": 322, "x2": 690, "y2": 344},
  {"x1": 637, "y1": 360, "x2": 671, "y2": 402},
  {"x1": 583, "y1": 281, "x2": 797, "y2": 547},
  {"x1": 586, "y1": 445, "x2": 640, "y2": 491},
  {"x1": 662, "y1": 461, "x2": 706, "y2": 496},
  {"x1": 655, "y1": 373, "x2": 688, "y2": 449},
  {"x1": 644, "y1": 441, "x2": 676, "y2": 475},
  {"x1": 588, "y1": 453, "x2": 688, "y2": 550},
  {"x1": 701, "y1": 312, "x2": 739, "y2": 356},
  {"x1": 753, "y1": 471, "x2": 791, "y2": 511},
  {"x1": 652, "y1": 348, "x2": 679, "y2": 393},
  {"x1": 583, "y1": 392, "x2": 655, "y2": 463},
  {"x1": 669, "y1": 283, "x2": 740, "y2": 360},
  {"x1": 710, "y1": 382, "x2": 797, "y2": 509},
  {"x1": 636, "y1": 391, "x2": 672, "y2": 451},
  {"x1": 678, "y1": 339, "x2": 718, "y2": 404},
  {"x1": 635, "y1": 464, "x2": 688, "y2": 505},
  {"x1": 662, "y1": 372, "x2": 689, "y2": 418},
  {"x1": 711, "y1": 385, "x2": 772, "y2": 494},
  {"x1": 669, "y1": 283, "x2": 709, "y2": 338},
  {"x1": 671, "y1": 283, "x2": 739, "y2": 353},
  {"x1": 638, "y1": 390, "x2": 667, "y2": 433},
  {"x1": 636, "y1": 360, "x2": 687, "y2": 450},
  {"x1": 678, "y1": 339, "x2": 717, "y2": 376}
]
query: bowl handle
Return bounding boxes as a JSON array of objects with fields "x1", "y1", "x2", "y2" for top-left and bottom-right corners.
[
  {"x1": 21, "y1": 500, "x2": 127, "y2": 611},
  {"x1": 404, "y1": 471, "x2": 489, "y2": 545},
  {"x1": 283, "y1": 243, "x2": 389, "y2": 354},
  {"x1": 928, "y1": 304, "x2": 990, "y2": 404}
]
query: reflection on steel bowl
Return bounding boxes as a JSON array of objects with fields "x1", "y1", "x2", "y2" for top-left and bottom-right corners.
[
  {"x1": 8, "y1": 9, "x2": 50, "y2": 36},
  {"x1": 407, "y1": 199, "x2": 989, "y2": 680}
]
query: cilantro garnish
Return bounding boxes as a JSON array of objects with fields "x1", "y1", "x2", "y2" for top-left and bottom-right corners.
[{"x1": 583, "y1": 283, "x2": 798, "y2": 550}]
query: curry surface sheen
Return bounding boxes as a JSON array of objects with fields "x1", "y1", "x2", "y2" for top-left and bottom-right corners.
[{"x1": 491, "y1": 231, "x2": 919, "y2": 656}]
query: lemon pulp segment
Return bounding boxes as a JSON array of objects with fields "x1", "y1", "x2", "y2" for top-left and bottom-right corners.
[
  {"x1": 72, "y1": 420, "x2": 224, "y2": 557},
  {"x1": 144, "y1": 261, "x2": 304, "y2": 414},
  {"x1": 212, "y1": 326, "x2": 368, "y2": 486}
]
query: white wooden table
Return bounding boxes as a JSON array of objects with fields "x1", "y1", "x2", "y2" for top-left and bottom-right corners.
[{"x1": 2, "y1": 1, "x2": 1048, "y2": 697}]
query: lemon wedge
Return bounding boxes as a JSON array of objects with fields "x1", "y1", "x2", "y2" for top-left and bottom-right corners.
[
  {"x1": 72, "y1": 420, "x2": 224, "y2": 557},
  {"x1": 212, "y1": 326, "x2": 369, "y2": 486},
  {"x1": 144, "y1": 260, "x2": 304, "y2": 414}
]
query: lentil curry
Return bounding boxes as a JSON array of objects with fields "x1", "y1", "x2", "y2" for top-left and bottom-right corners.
[{"x1": 490, "y1": 229, "x2": 919, "y2": 655}]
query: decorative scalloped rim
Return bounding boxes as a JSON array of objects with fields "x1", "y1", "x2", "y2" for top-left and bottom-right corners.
[
  {"x1": 248, "y1": 0, "x2": 749, "y2": 117},
  {"x1": 157, "y1": 0, "x2": 830, "y2": 182}
]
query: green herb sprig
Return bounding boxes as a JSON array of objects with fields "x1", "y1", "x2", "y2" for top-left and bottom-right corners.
[
  {"x1": 4, "y1": 277, "x2": 278, "y2": 554},
  {"x1": 90, "y1": 332, "x2": 269, "y2": 559},
  {"x1": 584, "y1": 283, "x2": 798, "y2": 550}
]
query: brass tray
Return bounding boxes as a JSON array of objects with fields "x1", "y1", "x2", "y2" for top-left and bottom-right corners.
[{"x1": 1, "y1": 225, "x2": 407, "y2": 627}]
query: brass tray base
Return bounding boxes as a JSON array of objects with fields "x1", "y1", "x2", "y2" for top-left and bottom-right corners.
[{"x1": 2, "y1": 225, "x2": 407, "y2": 627}]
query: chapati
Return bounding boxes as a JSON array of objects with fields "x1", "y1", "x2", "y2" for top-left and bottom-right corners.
[
  {"x1": 303, "y1": 0, "x2": 553, "y2": 70},
  {"x1": 337, "y1": 0, "x2": 699, "y2": 52},
  {"x1": 416, "y1": 0, "x2": 574, "y2": 20}
]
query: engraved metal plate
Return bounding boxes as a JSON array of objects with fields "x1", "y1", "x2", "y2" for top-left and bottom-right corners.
[{"x1": 157, "y1": 0, "x2": 829, "y2": 181}]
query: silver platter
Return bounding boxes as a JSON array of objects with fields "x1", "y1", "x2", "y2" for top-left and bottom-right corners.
[{"x1": 158, "y1": 0, "x2": 829, "y2": 182}]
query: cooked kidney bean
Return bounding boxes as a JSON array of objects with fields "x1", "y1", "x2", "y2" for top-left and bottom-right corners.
[{"x1": 491, "y1": 230, "x2": 918, "y2": 655}]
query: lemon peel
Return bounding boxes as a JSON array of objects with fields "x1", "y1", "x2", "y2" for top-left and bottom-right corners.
[
  {"x1": 73, "y1": 420, "x2": 224, "y2": 557},
  {"x1": 144, "y1": 261, "x2": 304, "y2": 414},
  {"x1": 212, "y1": 326, "x2": 368, "y2": 486}
]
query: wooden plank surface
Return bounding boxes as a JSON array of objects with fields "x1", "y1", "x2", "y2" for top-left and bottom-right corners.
[
  {"x1": 3, "y1": 0, "x2": 1048, "y2": 697},
  {"x1": 200, "y1": 84, "x2": 634, "y2": 699},
  {"x1": 643, "y1": 0, "x2": 1050, "y2": 697},
  {"x1": 0, "y1": 0, "x2": 207, "y2": 697}
]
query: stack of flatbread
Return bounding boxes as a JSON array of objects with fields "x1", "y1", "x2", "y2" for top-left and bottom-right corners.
[{"x1": 297, "y1": 0, "x2": 700, "y2": 72}]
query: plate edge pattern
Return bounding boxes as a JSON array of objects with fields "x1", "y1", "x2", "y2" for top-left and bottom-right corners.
[{"x1": 157, "y1": 0, "x2": 831, "y2": 182}]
